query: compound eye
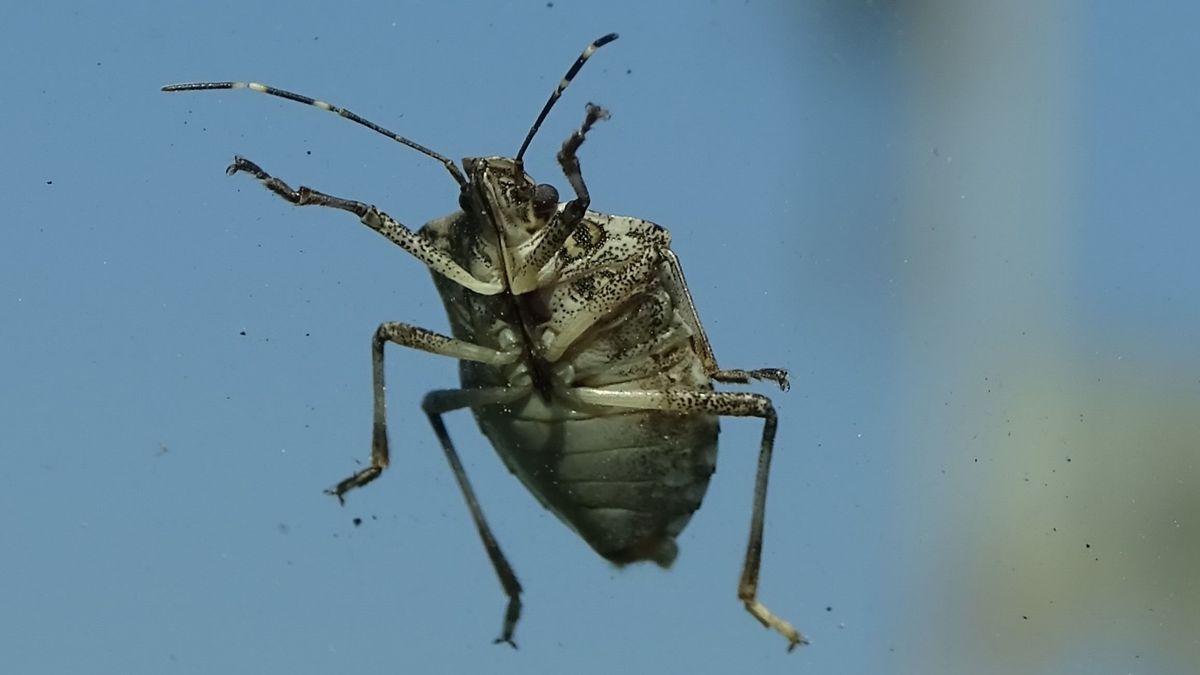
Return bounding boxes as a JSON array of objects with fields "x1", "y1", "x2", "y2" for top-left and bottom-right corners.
[{"x1": 532, "y1": 183, "x2": 559, "y2": 220}]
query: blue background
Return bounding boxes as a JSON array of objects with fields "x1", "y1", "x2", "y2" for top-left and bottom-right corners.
[{"x1": 2, "y1": 2, "x2": 1197, "y2": 673}]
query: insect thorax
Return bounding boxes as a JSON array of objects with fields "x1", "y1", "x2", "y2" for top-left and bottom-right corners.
[
  {"x1": 418, "y1": 157, "x2": 720, "y2": 567},
  {"x1": 422, "y1": 156, "x2": 695, "y2": 385}
]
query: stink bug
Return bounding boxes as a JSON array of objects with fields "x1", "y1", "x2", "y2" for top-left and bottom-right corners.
[{"x1": 163, "y1": 33, "x2": 805, "y2": 650}]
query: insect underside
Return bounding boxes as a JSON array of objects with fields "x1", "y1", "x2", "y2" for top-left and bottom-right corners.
[{"x1": 164, "y1": 33, "x2": 806, "y2": 651}]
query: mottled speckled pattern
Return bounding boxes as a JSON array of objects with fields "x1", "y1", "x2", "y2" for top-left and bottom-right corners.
[{"x1": 164, "y1": 35, "x2": 801, "y2": 651}]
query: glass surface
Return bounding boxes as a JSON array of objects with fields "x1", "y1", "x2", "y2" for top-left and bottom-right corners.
[{"x1": 2, "y1": 2, "x2": 1196, "y2": 673}]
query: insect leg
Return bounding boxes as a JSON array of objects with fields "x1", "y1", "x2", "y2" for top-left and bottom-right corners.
[
  {"x1": 512, "y1": 103, "x2": 611, "y2": 285},
  {"x1": 661, "y1": 249, "x2": 790, "y2": 391},
  {"x1": 226, "y1": 156, "x2": 504, "y2": 296},
  {"x1": 327, "y1": 323, "x2": 517, "y2": 501},
  {"x1": 711, "y1": 367, "x2": 791, "y2": 391},
  {"x1": 566, "y1": 386, "x2": 808, "y2": 651},
  {"x1": 423, "y1": 386, "x2": 529, "y2": 648},
  {"x1": 557, "y1": 102, "x2": 609, "y2": 223}
]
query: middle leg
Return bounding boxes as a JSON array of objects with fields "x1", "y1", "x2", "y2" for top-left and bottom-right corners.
[
  {"x1": 326, "y1": 321, "x2": 517, "y2": 501},
  {"x1": 423, "y1": 386, "x2": 530, "y2": 648}
]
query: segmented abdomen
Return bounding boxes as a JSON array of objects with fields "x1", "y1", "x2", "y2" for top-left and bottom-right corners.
[{"x1": 475, "y1": 402, "x2": 719, "y2": 568}]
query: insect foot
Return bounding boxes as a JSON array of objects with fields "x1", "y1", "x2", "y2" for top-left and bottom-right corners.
[{"x1": 165, "y1": 31, "x2": 807, "y2": 652}]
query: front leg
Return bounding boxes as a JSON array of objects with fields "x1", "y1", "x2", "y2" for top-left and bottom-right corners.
[
  {"x1": 422, "y1": 387, "x2": 529, "y2": 647},
  {"x1": 227, "y1": 156, "x2": 503, "y2": 295},
  {"x1": 511, "y1": 104, "x2": 611, "y2": 287},
  {"x1": 556, "y1": 102, "x2": 610, "y2": 224}
]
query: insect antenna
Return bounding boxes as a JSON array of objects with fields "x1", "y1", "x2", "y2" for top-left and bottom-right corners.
[
  {"x1": 161, "y1": 80, "x2": 468, "y2": 188},
  {"x1": 514, "y1": 33, "x2": 619, "y2": 162}
]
